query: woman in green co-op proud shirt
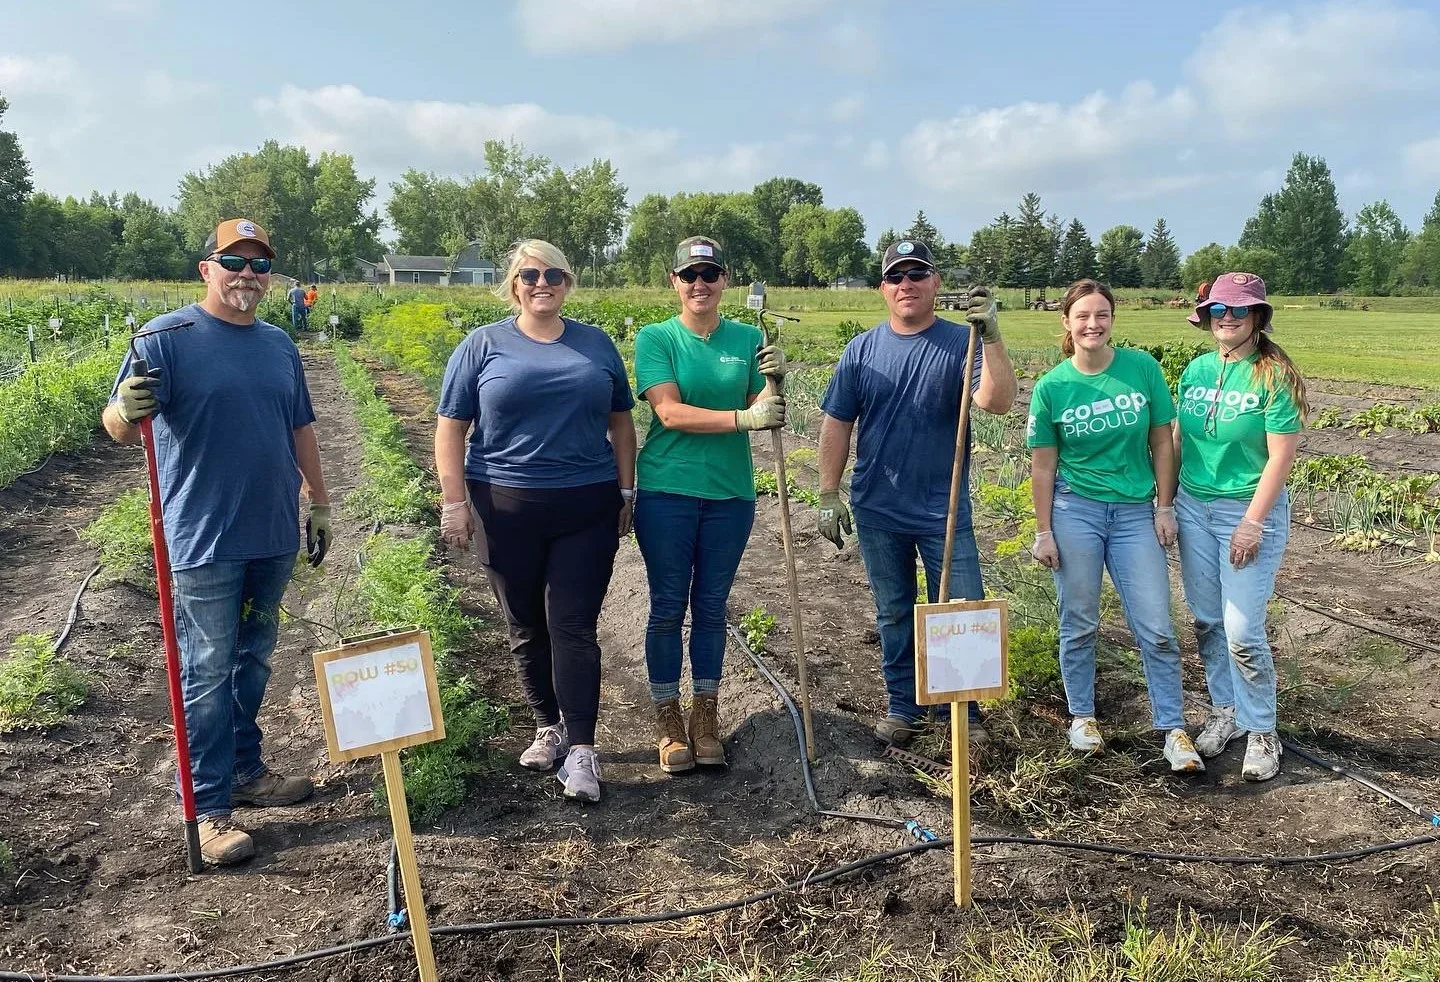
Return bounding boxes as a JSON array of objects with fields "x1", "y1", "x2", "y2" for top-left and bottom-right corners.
[
  {"x1": 1174, "y1": 272, "x2": 1305, "y2": 784},
  {"x1": 1026, "y1": 279, "x2": 1204, "y2": 774},
  {"x1": 632, "y1": 236, "x2": 787, "y2": 776}
]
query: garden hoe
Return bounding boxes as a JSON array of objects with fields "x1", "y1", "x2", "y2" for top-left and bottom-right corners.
[
  {"x1": 754, "y1": 291, "x2": 817, "y2": 762},
  {"x1": 128, "y1": 321, "x2": 204, "y2": 874}
]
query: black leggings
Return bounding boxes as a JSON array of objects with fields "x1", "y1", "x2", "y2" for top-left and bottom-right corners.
[{"x1": 468, "y1": 480, "x2": 621, "y2": 745}]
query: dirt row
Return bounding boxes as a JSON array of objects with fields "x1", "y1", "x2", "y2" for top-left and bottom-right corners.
[{"x1": 0, "y1": 355, "x2": 1437, "y2": 980}]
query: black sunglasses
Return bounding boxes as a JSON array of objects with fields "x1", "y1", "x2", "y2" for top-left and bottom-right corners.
[
  {"x1": 676, "y1": 266, "x2": 723, "y2": 284},
  {"x1": 1207, "y1": 303, "x2": 1252, "y2": 321},
  {"x1": 882, "y1": 268, "x2": 934, "y2": 284},
  {"x1": 209, "y1": 254, "x2": 272, "y2": 273},
  {"x1": 518, "y1": 267, "x2": 567, "y2": 287}
]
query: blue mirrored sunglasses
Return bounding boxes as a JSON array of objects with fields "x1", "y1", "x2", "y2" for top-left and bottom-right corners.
[{"x1": 1207, "y1": 303, "x2": 1251, "y2": 320}]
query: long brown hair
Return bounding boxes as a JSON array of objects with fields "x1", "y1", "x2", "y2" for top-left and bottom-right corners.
[
  {"x1": 1254, "y1": 331, "x2": 1310, "y2": 420},
  {"x1": 1058, "y1": 279, "x2": 1116, "y2": 356}
]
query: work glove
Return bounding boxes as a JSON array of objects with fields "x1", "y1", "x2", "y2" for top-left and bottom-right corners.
[
  {"x1": 965, "y1": 287, "x2": 1001, "y2": 344},
  {"x1": 306, "y1": 503, "x2": 331, "y2": 567},
  {"x1": 735, "y1": 395, "x2": 786, "y2": 432},
  {"x1": 756, "y1": 343, "x2": 787, "y2": 380},
  {"x1": 441, "y1": 499, "x2": 474, "y2": 549},
  {"x1": 1030, "y1": 530, "x2": 1060, "y2": 569},
  {"x1": 1229, "y1": 518, "x2": 1263, "y2": 569},
  {"x1": 817, "y1": 490, "x2": 852, "y2": 550},
  {"x1": 115, "y1": 368, "x2": 162, "y2": 423},
  {"x1": 1154, "y1": 506, "x2": 1178, "y2": 548},
  {"x1": 618, "y1": 494, "x2": 634, "y2": 537}
]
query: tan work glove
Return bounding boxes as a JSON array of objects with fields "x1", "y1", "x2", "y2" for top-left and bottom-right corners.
[{"x1": 736, "y1": 395, "x2": 786, "y2": 432}]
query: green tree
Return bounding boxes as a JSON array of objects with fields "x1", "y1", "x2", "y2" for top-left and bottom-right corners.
[
  {"x1": 968, "y1": 220, "x2": 1008, "y2": 286},
  {"x1": 752, "y1": 177, "x2": 823, "y2": 282},
  {"x1": 1096, "y1": 225, "x2": 1145, "y2": 287},
  {"x1": 620, "y1": 193, "x2": 679, "y2": 285},
  {"x1": 1140, "y1": 217, "x2": 1182, "y2": 289},
  {"x1": 779, "y1": 202, "x2": 825, "y2": 284},
  {"x1": 1010, "y1": 192, "x2": 1055, "y2": 289},
  {"x1": 668, "y1": 191, "x2": 766, "y2": 282},
  {"x1": 1181, "y1": 243, "x2": 1228, "y2": 292},
  {"x1": 1054, "y1": 219, "x2": 1097, "y2": 284},
  {"x1": 904, "y1": 210, "x2": 943, "y2": 250},
  {"x1": 569, "y1": 159, "x2": 628, "y2": 285},
  {"x1": 112, "y1": 194, "x2": 188, "y2": 280},
  {"x1": 54, "y1": 196, "x2": 116, "y2": 278},
  {"x1": 1240, "y1": 152, "x2": 1348, "y2": 292},
  {"x1": 314, "y1": 152, "x2": 382, "y2": 276},
  {"x1": 1343, "y1": 200, "x2": 1409, "y2": 295},
  {"x1": 386, "y1": 170, "x2": 463, "y2": 256},
  {"x1": 17, "y1": 192, "x2": 62, "y2": 276},
  {"x1": 871, "y1": 227, "x2": 899, "y2": 284},
  {"x1": 0, "y1": 96, "x2": 33, "y2": 275},
  {"x1": 1223, "y1": 245, "x2": 1284, "y2": 289},
  {"x1": 1399, "y1": 190, "x2": 1440, "y2": 288}
]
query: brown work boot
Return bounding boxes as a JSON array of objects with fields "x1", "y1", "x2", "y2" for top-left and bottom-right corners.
[
  {"x1": 689, "y1": 694, "x2": 726, "y2": 766},
  {"x1": 232, "y1": 770, "x2": 314, "y2": 807},
  {"x1": 656, "y1": 699, "x2": 695, "y2": 774},
  {"x1": 198, "y1": 817, "x2": 255, "y2": 865}
]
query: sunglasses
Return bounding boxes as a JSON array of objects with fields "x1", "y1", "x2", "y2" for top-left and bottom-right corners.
[
  {"x1": 209, "y1": 254, "x2": 272, "y2": 274},
  {"x1": 882, "y1": 269, "x2": 934, "y2": 284},
  {"x1": 676, "y1": 266, "x2": 723, "y2": 284},
  {"x1": 517, "y1": 267, "x2": 567, "y2": 287},
  {"x1": 1207, "y1": 303, "x2": 1251, "y2": 321}
]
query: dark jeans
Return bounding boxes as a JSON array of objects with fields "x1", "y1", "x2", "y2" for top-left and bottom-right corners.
[
  {"x1": 468, "y1": 479, "x2": 621, "y2": 745},
  {"x1": 632, "y1": 490, "x2": 756, "y2": 702},
  {"x1": 855, "y1": 522, "x2": 984, "y2": 725}
]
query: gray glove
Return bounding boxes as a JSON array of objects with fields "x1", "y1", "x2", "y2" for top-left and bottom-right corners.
[
  {"x1": 756, "y1": 343, "x2": 787, "y2": 379},
  {"x1": 966, "y1": 287, "x2": 1001, "y2": 344},
  {"x1": 736, "y1": 395, "x2": 786, "y2": 432},
  {"x1": 115, "y1": 369, "x2": 161, "y2": 423},
  {"x1": 306, "y1": 503, "x2": 331, "y2": 567},
  {"x1": 818, "y1": 490, "x2": 852, "y2": 549}
]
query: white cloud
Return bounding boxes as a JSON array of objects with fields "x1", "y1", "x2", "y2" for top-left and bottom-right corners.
[
  {"x1": 512, "y1": 0, "x2": 825, "y2": 54},
  {"x1": 0, "y1": 54, "x2": 79, "y2": 97},
  {"x1": 861, "y1": 140, "x2": 890, "y2": 170},
  {"x1": 827, "y1": 95, "x2": 865, "y2": 123},
  {"x1": 1186, "y1": 0, "x2": 1438, "y2": 129},
  {"x1": 1402, "y1": 137, "x2": 1440, "y2": 183}
]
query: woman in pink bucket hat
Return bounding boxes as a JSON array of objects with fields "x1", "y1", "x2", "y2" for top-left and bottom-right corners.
[{"x1": 1171, "y1": 272, "x2": 1308, "y2": 782}]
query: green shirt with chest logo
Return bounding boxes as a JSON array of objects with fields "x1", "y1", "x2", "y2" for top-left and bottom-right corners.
[
  {"x1": 635, "y1": 316, "x2": 767, "y2": 500},
  {"x1": 1176, "y1": 350, "x2": 1302, "y2": 500},
  {"x1": 1026, "y1": 347, "x2": 1176, "y2": 503}
]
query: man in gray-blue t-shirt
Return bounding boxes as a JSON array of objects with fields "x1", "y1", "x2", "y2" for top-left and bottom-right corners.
[
  {"x1": 816, "y1": 240, "x2": 1017, "y2": 748},
  {"x1": 102, "y1": 218, "x2": 332, "y2": 866}
]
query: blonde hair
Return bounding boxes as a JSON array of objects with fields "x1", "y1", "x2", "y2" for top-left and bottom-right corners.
[
  {"x1": 1058, "y1": 279, "x2": 1115, "y2": 357},
  {"x1": 493, "y1": 239, "x2": 576, "y2": 309},
  {"x1": 1254, "y1": 332, "x2": 1311, "y2": 420}
]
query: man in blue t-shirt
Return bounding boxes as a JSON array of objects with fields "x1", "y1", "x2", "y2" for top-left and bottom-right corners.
[
  {"x1": 817, "y1": 240, "x2": 1017, "y2": 747},
  {"x1": 102, "y1": 219, "x2": 332, "y2": 866},
  {"x1": 286, "y1": 282, "x2": 308, "y2": 332}
]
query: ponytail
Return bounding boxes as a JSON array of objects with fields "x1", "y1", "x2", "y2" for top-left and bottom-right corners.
[{"x1": 1254, "y1": 333, "x2": 1309, "y2": 420}]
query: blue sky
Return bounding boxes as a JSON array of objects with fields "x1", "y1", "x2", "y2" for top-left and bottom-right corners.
[{"x1": 3, "y1": 0, "x2": 1439, "y2": 253}]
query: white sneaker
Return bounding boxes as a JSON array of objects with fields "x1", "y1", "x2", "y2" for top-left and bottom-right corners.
[
  {"x1": 519, "y1": 722, "x2": 569, "y2": 771},
  {"x1": 1068, "y1": 717, "x2": 1103, "y2": 753},
  {"x1": 1242, "y1": 731, "x2": 1283, "y2": 782},
  {"x1": 557, "y1": 746, "x2": 603, "y2": 802},
  {"x1": 1195, "y1": 706, "x2": 1241, "y2": 759},
  {"x1": 1163, "y1": 729, "x2": 1206, "y2": 774}
]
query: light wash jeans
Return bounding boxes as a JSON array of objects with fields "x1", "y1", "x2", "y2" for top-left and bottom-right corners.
[
  {"x1": 855, "y1": 522, "x2": 984, "y2": 725},
  {"x1": 1050, "y1": 484, "x2": 1184, "y2": 729},
  {"x1": 1175, "y1": 488, "x2": 1289, "y2": 734},
  {"x1": 170, "y1": 554, "x2": 294, "y2": 820}
]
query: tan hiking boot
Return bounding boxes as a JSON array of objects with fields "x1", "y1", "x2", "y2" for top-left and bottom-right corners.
[
  {"x1": 232, "y1": 770, "x2": 314, "y2": 807},
  {"x1": 198, "y1": 817, "x2": 255, "y2": 865},
  {"x1": 655, "y1": 699, "x2": 695, "y2": 774},
  {"x1": 689, "y1": 694, "x2": 725, "y2": 766}
]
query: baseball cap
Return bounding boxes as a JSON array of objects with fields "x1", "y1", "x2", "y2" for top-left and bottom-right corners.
[
  {"x1": 673, "y1": 236, "x2": 725, "y2": 272},
  {"x1": 881, "y1": 240, "x2": 935, "y2": 275},
  {"x1": 204, "y1": 218, "x2": 275, "y2": 259}
]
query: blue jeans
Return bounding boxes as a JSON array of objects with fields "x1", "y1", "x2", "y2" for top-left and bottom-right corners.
[
  {"x1": 290, "y1": 305, "x2": 308, "y2": 331},
  {"x1": 633, "y1": 490, "x2": 756, "y2": 702},
  {"x1": 170, "y1": 554, "x2": 294, "y2": 820},
  {"x1": 855, "y1": 521, "x2": 984, "y2": 724},
  {"x1": 1050, "y1": 486, "x2": 1183, "y2": 729},
  {"x1": 1176, "y1": 489, "x2": 1289, "y2": 734}
]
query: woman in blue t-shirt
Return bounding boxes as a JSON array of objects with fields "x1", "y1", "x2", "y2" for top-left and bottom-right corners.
[{"x1": 434, "y1": 239, "x2": 636, "y2": 804}]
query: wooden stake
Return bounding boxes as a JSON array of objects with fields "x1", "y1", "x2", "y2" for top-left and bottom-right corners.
[
  {"x1": 938, "y1": 320, "x2": 981, "y2": 602},
  {"x1": 381, "y1": 751, "x2": 439, "y2": 982},
  {"x1": 952, "y1": 700, "x2": 972, "y2": 907}
]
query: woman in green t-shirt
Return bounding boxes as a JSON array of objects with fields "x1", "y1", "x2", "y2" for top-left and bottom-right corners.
[
  {"x1": 631, "y1": 236, "x2": 787, "y2": 775},
  {"x1": 1173, "y1": 272, "x2": 1306, "y2": 783},
  {"x1": 1026, "y1": 279, "x2": 1203, "y2": 773}
]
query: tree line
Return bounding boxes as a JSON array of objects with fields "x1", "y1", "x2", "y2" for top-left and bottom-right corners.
[{"x1": 2, "y1": 91, "x2": 1439, "y2": 294}]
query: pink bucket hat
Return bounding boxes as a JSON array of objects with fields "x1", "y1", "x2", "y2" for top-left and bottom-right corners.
[{"x1": 1191, "y1": 271, "x2": 1273, "y2": 332}]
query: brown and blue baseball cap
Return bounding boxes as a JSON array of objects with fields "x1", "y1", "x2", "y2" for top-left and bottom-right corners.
[
  {"x1": 204, "y1": 218, "x2": 275, "y2": 259},
  {"x1": 673, "y1": 236, "x2": 725, "y2": 272},
  {"x1": 881, "y1": 239, "x2": 935, "y2": 275}
]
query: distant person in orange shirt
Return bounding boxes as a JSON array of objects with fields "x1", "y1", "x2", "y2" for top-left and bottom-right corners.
[{"x1": 304, "y1": 284, "x2": 318, "y2": 309}]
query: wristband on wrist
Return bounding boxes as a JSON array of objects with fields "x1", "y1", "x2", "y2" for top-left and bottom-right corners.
[
  {"x1": 1156, "y1": 505, "x2": 1175, "y2": 514},
  {"x1": 1035, "y1": 530, "x2": 1053, "y2": 538},
  {"x1": 620, "y1": 488, "x2": 635, "y2": 501}
]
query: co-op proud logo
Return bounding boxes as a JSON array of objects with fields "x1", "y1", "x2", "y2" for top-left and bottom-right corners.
[
  {"x1": 1029, "y1": 391, "x2": 1150, "y2": 439},
  {"x1": 1180, "y1": 384, "x2": 1261, "y2": 424}
]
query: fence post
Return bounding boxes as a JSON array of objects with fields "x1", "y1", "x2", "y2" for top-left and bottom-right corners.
[
  {"x1": 104, "y1": 313, "x2": 111, "y2": 350},
  {"x1": 27, "y1": 324, "x2": 37, "y2": 363}
]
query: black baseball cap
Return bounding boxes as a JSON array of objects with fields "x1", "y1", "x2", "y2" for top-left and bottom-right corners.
[
  {"x1": 673, "y1": 236, "x2": 725, "y2": 272},
  {"x1": 881, "y1": 240, "x2": 935, "y2": 276}
]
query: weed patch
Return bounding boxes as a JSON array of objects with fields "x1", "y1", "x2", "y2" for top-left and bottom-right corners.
[
  {"x1": 0, "y1": 633, "x2": 91, "y2": 733},
  {"x1": 79, "y1": 488, "x2": 153, "y2": 587}
]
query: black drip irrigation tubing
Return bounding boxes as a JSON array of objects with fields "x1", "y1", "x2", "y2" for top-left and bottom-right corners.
[{"x1": 9, "y1": 496, "x2": 1440, "y2": 980}]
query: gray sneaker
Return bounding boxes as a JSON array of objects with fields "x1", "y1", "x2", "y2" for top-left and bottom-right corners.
[
  {"x1": 557, "y1": 746, "x2": 602, "y2": 802},
  {"x1": 520, "y1": 722, "x2": 569, "y2": 771},
  {"x1": 1242, "y1": 731, "x2": 1283, "y2": 782},
  {"x1": 1195, "y1": 706, "x2": 1241, "y2": 759},
  {"x1": 873, "y1": 715, "x2": 922, "y2": 747}
]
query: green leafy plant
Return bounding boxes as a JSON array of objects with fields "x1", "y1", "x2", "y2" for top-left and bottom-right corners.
[
  {"x1": 740, "y1": 604, "x2": 777, "y2": 653},
  {"x1": 752, "y1": 467, "x2": 820, "y2": 507},
  {"x1": 334, "y1": 345, "x2": 434, "y2": 524},
  {"x1": 0, "y1": 633, "x2": 91, "y2": 733},
  {"x1": 79, "y1": 488, "x2": 154, "y2": 586},
  {"x1": 1309, "y1": 405, "x2": 1343, "y2": 428},
  {"x1": 0, "y1": 351, "x2": 121, "y2": 488},
  {"x1": 834, "y1": 319, "x2": 865, "y2": 346},
  {"x1": 1343, "y1": 403, "x2": 1408, "y2": 436},
  {"x1": 1004, "y1": 625, "x2": 1061, "y2": 700}
]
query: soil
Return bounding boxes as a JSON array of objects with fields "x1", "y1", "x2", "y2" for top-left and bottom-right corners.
[{"x1": 1, "y1": 358, "x2": 1438, "y2": 980}]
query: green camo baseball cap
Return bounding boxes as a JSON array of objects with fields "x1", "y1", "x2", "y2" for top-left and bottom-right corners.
[{"x1": 673, "y1": 236, "x2": 725, "y2": 272}]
